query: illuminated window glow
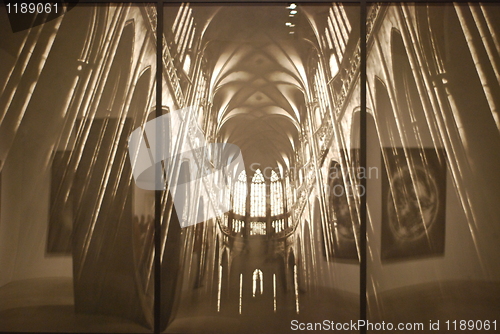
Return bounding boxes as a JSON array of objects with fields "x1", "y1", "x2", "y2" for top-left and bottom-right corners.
[
  {"x1": 313, "y1": 64, "x2": 330, "y2": 120},
  {"x1": 250, "y1": 221, "x2": 266, "y2": 235},
  {"x1": 251, "y1": 169, "x2": 266, "y2": 217},
  {"x1": 324, "y1": 3, "x2": 351, "y2": 77},
  {"x1": 172, "y1": 3, "x2": 196, "y2": 63},
  {"x1": 286, "y1": 175, "x2": 293, "y2": 210},
  {"x1": 183, "y1": 53, "x2": 191, "y2": 73},
  {"x1": 270, "y1": 170, "x2": 284, "y2": 216},
  {"x1": 232, "y1": 219, "x2": 244, "y2": 233},
  {"x1": 272, "y1": 219, "x2": 285, "y2": 233},
  {"x1": 233, "y1": 170, "x2": 247, "y2": 215},
  {"x1": 252, "y1": 269, "x2": 264, "y2": 297}
]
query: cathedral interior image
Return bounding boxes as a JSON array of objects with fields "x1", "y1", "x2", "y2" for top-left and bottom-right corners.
[{"x1": 0, "y1": 1, "x2": 499, "y2": 333}]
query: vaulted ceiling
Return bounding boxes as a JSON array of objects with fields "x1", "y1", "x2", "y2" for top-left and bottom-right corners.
[{"x1": 198, "y1": 4, "x2": 322, "y2": 174}]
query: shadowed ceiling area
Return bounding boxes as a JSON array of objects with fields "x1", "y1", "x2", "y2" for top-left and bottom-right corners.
[{"x1": 200, "y1": 5, "x2": 319, "y2": 172}]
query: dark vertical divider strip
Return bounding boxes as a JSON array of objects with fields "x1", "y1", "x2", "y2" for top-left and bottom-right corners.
[
  {"x1": 155, "y1": 2, "x2": 163, "y2": 334},
  {"x1": 359, "y1": 1, "x2": 368, "y2": 333}
]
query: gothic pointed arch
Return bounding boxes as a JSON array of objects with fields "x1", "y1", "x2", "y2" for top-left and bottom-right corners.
[{"x1": 250, "y1": 168, "x2": 266, "y2": 217}]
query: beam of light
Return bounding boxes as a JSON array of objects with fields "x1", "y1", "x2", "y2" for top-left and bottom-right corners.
[
  {"x1": 239, "y1": 273, "x2": 243, "y2": 314},
  {"x1": 273, "y1": 273, "x2": 277, "y2": 312},
  {"x1": 294, "y1": 264, "x2": 299, "y2": 314},
  {"x1": 217, "y1": 264, "x2": 222, "y2": 312}
]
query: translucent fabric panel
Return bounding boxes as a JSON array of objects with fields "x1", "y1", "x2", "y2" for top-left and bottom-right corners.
[
  {"x1": 366, "y1": 3, "x2": 500, "y2": 331},
  {"x1": 0, "y1": 3, "x2": 156, "y2": 332},
  {"x1": 162, "y1": 2, "x2": 361, "y2": 333}
]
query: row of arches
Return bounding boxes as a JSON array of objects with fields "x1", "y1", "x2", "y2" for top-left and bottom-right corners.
[{"x1": 208, "y1": 234, "x2": 306, "y2": 316}]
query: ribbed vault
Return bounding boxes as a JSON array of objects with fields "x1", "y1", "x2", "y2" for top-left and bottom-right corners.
[{"x1": 200, "y1": 5, "x2": 318, "y2": 173}]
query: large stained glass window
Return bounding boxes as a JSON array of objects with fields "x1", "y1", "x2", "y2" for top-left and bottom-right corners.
[
  {"x1": 172, "y1": 3, "x2": 196, "y2": 65},
  {"x1": 251, "y1": 169, "x2": 266, "y2": 217},
  {"x1": 233, "y1": 170, "x2": 247, "y2": 215},
  {"x1": 270, "y1": 170, "x2": 284, "y2": 216},
  {"x1": 314, "y1": 62, "x2": 330, "y2": 121},
  {"x1": 324, "y1": 3, "x2": 351, "y2": 77},
  {"x1": 286, "y1": 174, "x2": 293, "y2": 211}
]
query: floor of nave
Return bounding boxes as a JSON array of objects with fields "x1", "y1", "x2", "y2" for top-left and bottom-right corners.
[
  {"x1": 1, "y1": 278, "x2": 498, "y2": 333},
  {"x1": 167, "y1": 285, "x2": 359, "y2": 333},
  {"x1": 0, "y1": 277, "x2": 149, "y2": 333},
  {"x1": 368, "y1": 280, "x2": 500, "y2": 333},
  {"x1": 0, "y1": 277, "x2": 359, "y2": 333}
]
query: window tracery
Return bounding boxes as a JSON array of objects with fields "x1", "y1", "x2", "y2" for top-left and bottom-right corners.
[
  {"x1": 251, "y1": 169, "x2": 266, "y2": 217},
  {"x1": 252, "y1": 269, "x2": 263, "y2": 297},
  {"x1": 233, "y1": 170, "x2": 247, "y2": 216},
  {"x1": 270, "y1": 170, "x2": 284, "y2": 216},
  {"x1": 250, "y1": 221, "x2": 266, "y2": 236}
]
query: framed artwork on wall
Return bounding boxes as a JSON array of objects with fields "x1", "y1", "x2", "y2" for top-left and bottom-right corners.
[{"x1": 381, "y1": 147, "x2": 446, "y2": 261}]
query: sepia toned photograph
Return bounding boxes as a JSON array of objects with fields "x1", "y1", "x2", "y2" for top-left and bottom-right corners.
[{"x1": 0, "y1": 1, "x2": 499, "y2": 333}]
